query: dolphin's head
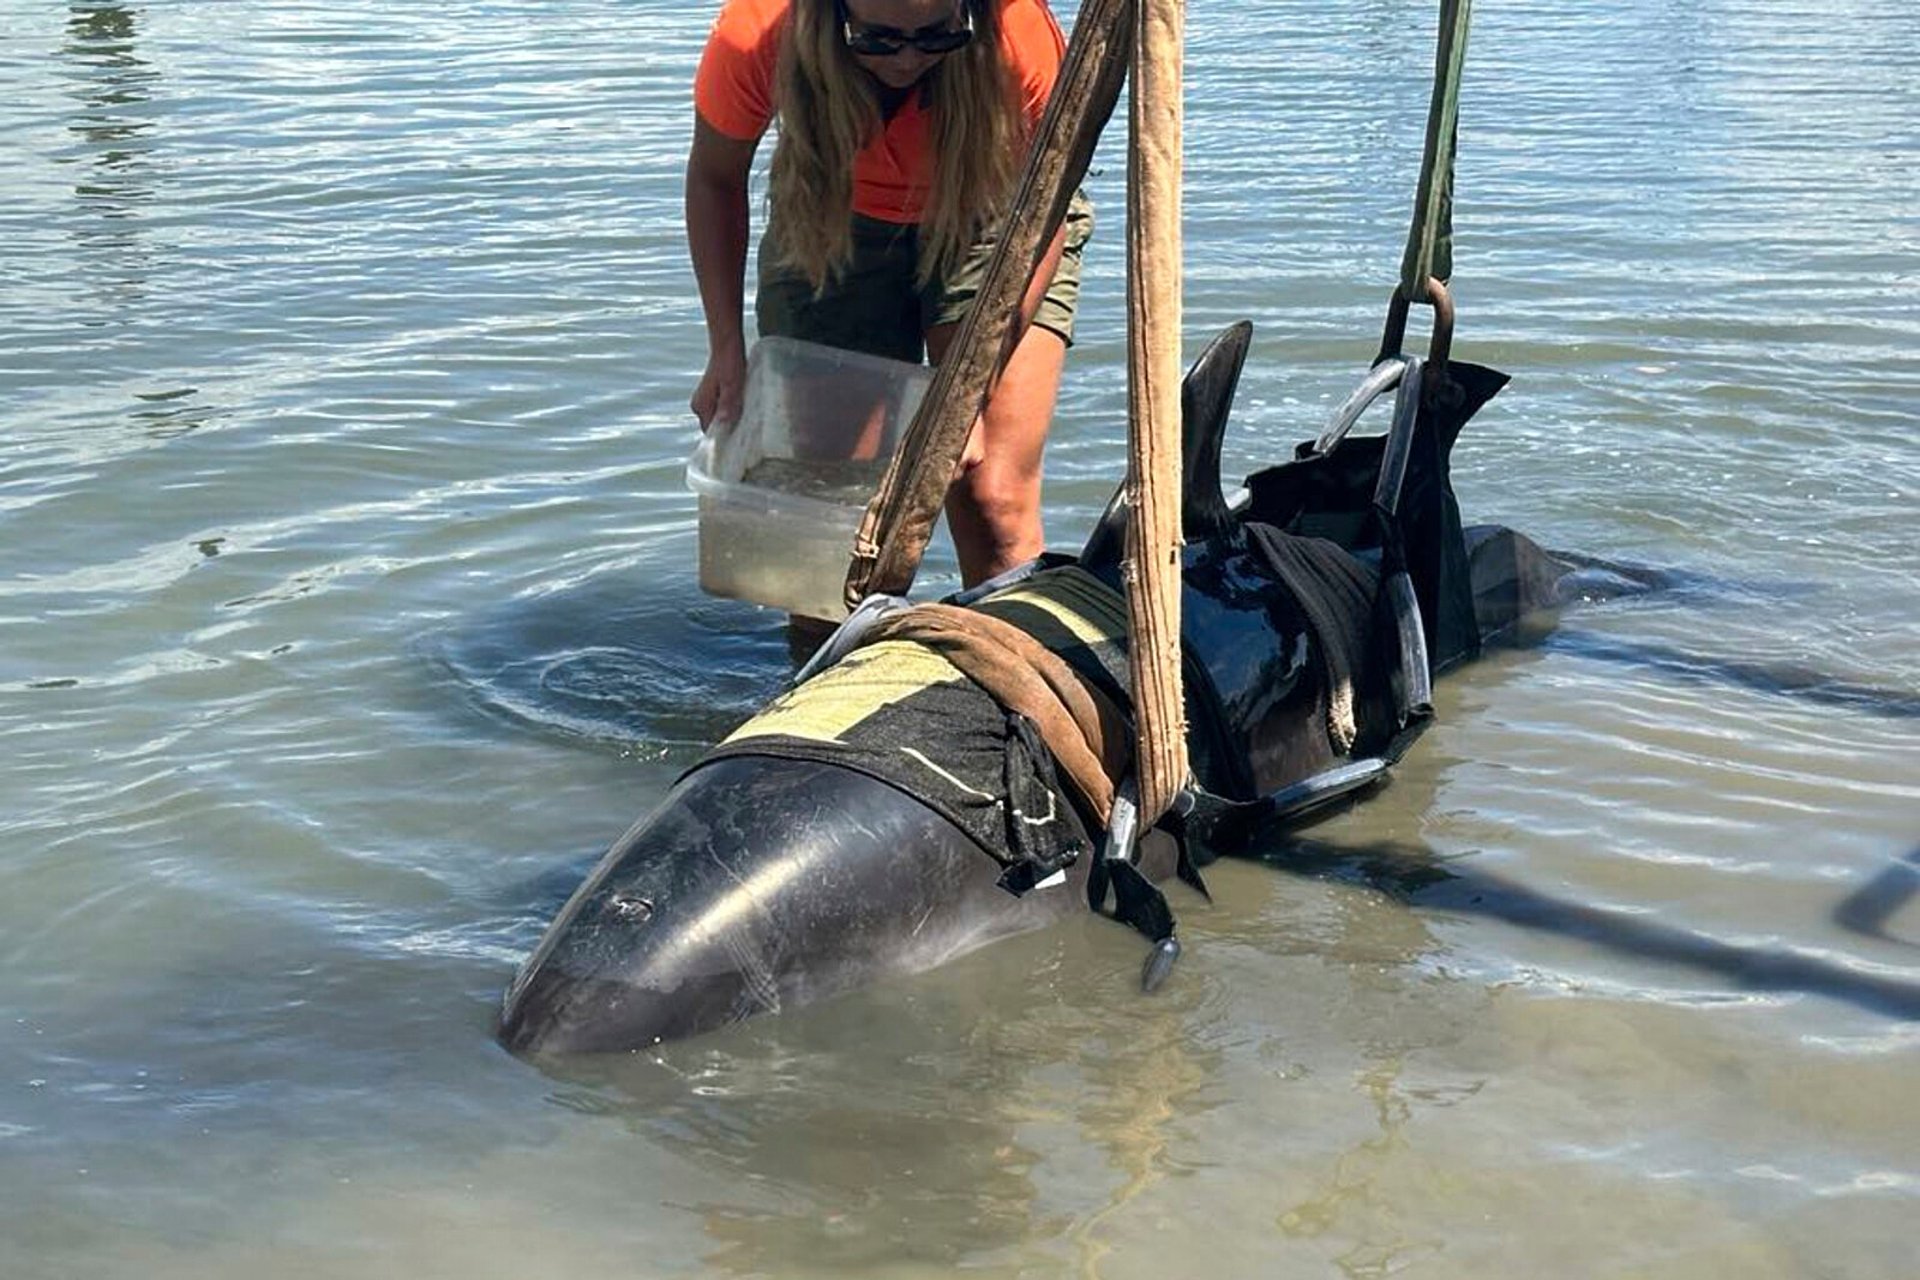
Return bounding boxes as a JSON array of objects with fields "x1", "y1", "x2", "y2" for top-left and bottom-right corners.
[
  {"x1": 497, "y1": 755, "x2": 1067, "y2": 1054},
  {"x1": 496, "y1": 814, "x2": 782, "y2": 1053}
]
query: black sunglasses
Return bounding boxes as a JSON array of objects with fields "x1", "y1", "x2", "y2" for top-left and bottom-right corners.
[{"x1": 836, "y1": 0, "x2": 975, "y2": 57}]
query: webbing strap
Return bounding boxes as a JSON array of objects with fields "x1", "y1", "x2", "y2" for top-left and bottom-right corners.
[
  {"x1": 1396, "y1": 0, "x2": 1472, "y2": 301},
  {"x1": 847, "y1": 599, "x2": 1191, "y2": 981},
  {"x1": 1242, "y1": 527, "x2": 1380, "y2": 754},
  {"x1": 858, "y1": 603, "x2": 1131, "y2": 826}
]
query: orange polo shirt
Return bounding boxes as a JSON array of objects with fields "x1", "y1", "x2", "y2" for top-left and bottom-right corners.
[{"x1": 693, "y1": 0, "x2": 1065, "y2": 225}]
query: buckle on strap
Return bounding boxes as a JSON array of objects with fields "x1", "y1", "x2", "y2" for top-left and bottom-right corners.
[{"x1": 1087, "y1": 776, "x2": 1208, "y2": 993}]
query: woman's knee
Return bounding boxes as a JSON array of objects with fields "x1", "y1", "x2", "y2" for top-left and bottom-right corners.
[{"x1": 949, "y1": 454, "x2": 1040, "y2": 527}]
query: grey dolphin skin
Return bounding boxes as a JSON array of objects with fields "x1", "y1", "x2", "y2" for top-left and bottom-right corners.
[
  {"x1": 498, "y1": 756, "x2": 1186, "y2": 1052},
  {"x1": 497, "y1": 324, "x2": 1635, "y2": 1054}
]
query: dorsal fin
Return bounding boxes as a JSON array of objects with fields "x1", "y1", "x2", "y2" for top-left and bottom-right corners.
[{"x1": 1079, "y1": 320, "x2": 1254, "y2": 571}]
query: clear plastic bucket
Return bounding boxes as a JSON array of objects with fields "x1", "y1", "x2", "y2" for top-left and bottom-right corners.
[{"x1": 687, "y1": 337, "x2": 931, "y2": 620}]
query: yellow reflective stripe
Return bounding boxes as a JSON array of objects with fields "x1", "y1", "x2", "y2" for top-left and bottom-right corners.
[
  {"x1": 721, "y1": 640, "x2": 968, "y2": 747},
  {"x1": 723, "y1": 568, "x2": 1129, "y2": 749},
  {"x1": 973, "y1": 566, "x2": 1129, "y2": 653}
]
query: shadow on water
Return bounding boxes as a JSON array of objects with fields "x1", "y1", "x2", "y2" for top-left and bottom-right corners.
[
  {"x1": 1542, "y1": 628, "x2": 1920, "y2": 720},
  {"x1": 1487, "y1": 549, "x2": 1916, "y2": 719},
  {"x1": 1244, "y1": 834, "x2": 1920, "y2": 1020},
  {"x1": 1834, "y1": 847, "x2": 1920, "y2": 948},
  {"x1": 1441, "y1": 539, "x2": 1920, "y2": 743},
  {"x1": 423, "y1": 573, "x2": 793, "y2": 760}
]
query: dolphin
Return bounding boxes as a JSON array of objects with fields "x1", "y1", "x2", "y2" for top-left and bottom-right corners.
[{"x1": 498, "y1": 324, "x2": 1640, "y2": 1054}]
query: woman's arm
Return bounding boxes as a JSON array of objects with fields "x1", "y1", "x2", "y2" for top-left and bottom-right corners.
[{"x1": 685, "y1": 116, "x2": 761, "y2": 430}]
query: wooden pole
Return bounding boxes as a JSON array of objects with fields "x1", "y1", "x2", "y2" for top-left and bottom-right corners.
[{"x1": 1125, "y1": 0, "x2": 1186, "y2": 824}]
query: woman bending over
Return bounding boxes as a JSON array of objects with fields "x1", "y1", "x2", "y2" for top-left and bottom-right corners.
[{"x1": 687, "y1": 0, "x2": 1092, "y2": 591}]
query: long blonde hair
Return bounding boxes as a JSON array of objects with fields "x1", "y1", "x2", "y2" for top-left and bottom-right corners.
[{"x1": 768, "y1": 0, "x2": 1022, "y2": 291}]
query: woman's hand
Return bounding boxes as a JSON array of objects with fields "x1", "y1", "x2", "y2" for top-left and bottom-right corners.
[{"x1": 692, "y1": 344, "x2": 747, "y2": 432}]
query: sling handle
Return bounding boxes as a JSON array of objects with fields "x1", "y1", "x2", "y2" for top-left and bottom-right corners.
[{"x1": 1378, "y1": 0, "x2": 1471, "y2": 373}]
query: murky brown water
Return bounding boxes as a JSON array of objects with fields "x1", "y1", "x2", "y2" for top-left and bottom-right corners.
[{"x1": 3, "y1": 0, "x2": 1915, "y2": 1276}]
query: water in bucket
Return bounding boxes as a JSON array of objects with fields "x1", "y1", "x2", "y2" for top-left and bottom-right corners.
[{"x1": 687, "y1": 337, "x2": 932, "y2": 620}]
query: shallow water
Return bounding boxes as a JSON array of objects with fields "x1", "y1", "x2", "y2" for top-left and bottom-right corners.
[{"x1": 2, "y1": 0, "x2": 1916, "y2": 1276}]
